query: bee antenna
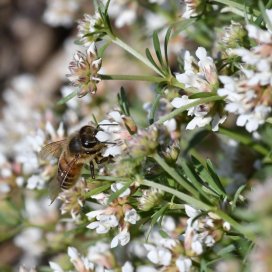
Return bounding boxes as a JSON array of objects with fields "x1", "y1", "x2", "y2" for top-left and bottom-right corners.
[
  {"x1": 101, "y1": 141, "x2": 116, "y2": 145},
  {"x1": 97, "y1": 123, "x2": 119, "y2": 128}
]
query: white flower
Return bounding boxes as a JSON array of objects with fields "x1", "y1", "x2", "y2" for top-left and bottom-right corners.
[
  {"x1": 136, "y1": 266, "x2": 157, "y2": 272},
  {"x1": 49, "y1": 262, "x2": 64, "y2": 272},
  {"x1": 68, "y1": 247, "x2": 95, "y2": 271},
  {"x1": 87, "y1": 213, "x2": 119, "y2": 234},
  {"x1": 223, "y1": 222, "x2": 231, "y2": 231},
  {"x1": 176, "y1": 47, "x2": 218, "y2": 92},
  {"x1": 106, "y1": 0, "x2": 137, "y2": 28},
  {"x1": 195, "y1": 47, "x2": 218, "y2": 86},
  {"x1": 171, "y1": 95, "x2": 195, "y2": 109},
  {"x1": 111, "y1": 228, "x2": 131, "y2": 248},
  {"x1": 27, "y1": 175, "x2": 46, "y2": 190},
  {"x1": 186, "y1": 115, "x2": 212, "y2": 130},
  {"x1": 96, "y1": 112, "x2": 132, "y2": 157},
  {"x1": 122, "y1": 261, "x2": 134, "y2": 272},
  {"x1": 87, "y1": 242, "x2": 110, "y2": 262},
  {"x1": 191, "y1": 236, "x2": 203, "y2": 255},
  {"x1": 218, "y1": 76, "x2": 271, "y2": 132},
  {"x1": 163, "y1": 118, "x2": 177, "y2": 132},
  {"x1": 176, "y1": 257, "x2": 192, "y2": 272},
  {"x1": 68, "y1": 246, "x2": 79, "y2": 261},
  {"x1": 144, "y1": 244, "x2": 172, "y2": 266},
  {"x1": 111, "y1": 182, "x2": 131, "y2": 197},
  {"x1": 14, "y1": 227, "x2": 44, "y2": 256},
  {"x1": 161, "y1": 216, "x2": 176, "y2": 232},
  {"x1": 43, "y1": 0, "x2": 79, "y2": 27},
  {"x1": 124, "y1": 209, "x2": 140, "y2": 224},
  {"x1": 185, "y1": 205, "x2": 200, "y2": 218}
]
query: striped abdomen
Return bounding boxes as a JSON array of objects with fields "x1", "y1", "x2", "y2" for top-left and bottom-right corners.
[{"x1": 57, "y1": 153, "x2": 83, "y2": 190}]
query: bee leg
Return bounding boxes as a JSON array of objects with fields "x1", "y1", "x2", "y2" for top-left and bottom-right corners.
[
  {"x1": 95, "y1": 155, "x2": 114, "y2": 164},
  {"x1": 89, "y1": 161, "x2": 95, "y2": 179}
]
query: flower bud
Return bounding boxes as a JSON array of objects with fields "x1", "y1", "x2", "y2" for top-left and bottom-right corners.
[
  {"x1": 161, "y1": 142, "x2": 180, "y2": 165},
  {"x1": 138, "y1": 188, "x2": 164, "y2": 211}
]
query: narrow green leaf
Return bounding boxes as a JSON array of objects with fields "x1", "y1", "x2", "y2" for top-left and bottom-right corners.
[
  {"x1": 85, "y1": 183, "x2": 111, "y2": 198},
  {"x1": 206, "y1": 159, "x2": 226, "y2": 195},
  {"x1": 189, "y1": 92, "x2": 217, "y2": 99},
  {"x1": 172, "y1": 18, "x2": 196, "y2": 35},
  {"x1": 118, "y1": 87, "x2": 130, "y2": 116},
  {"x1": 232, "y1": 184, "x2": 246, "y2": 211},
  {"x1": 191, "y1": 156, "x2": 222, "y2": 197},
  {"x1": 57, "y1": 90, "x2": 77, "y2": 105},
  {"x1": 104, "y1": 0, "x2": 111, "y2": 13},
  {"x1": 148, "y1": 92, "x2": 162, "y2": 124},
  {"x1": 212, "y1": 0, "x2": 260, "y2": 16},
  {"x1": 145, "y1": 48, "x2": 163, "y2": 74},
  {"x1": 200, "y1": 258, "x2": 208, "y2": 272},
  {"x1": 259, "y1": 0, "x2": 272, "y2": 31},
  {"x1": 107, "y1": 180, "x2": 134, "y2": 204},
  {"x1": 153, "y1": 31, "x2": 163, "y2": 66},
  {"x1": 217, "y1": 244, "x2": 236, "y2": 256},
  {"x1": 218, "y1": 127, "x2": 269, "y2": 156},
  {"x1": 164, "y1": 27, "x2": 172, "y2": 67},
  {"x1": 180, "y1": 161, "x2": 213, "y2": 203},
  {"x1": 98, "y1": 40, "x2": 111, "y2": 58},
  {"x1": 146, "y1": 204, "x2": 168, "y2": 240}
]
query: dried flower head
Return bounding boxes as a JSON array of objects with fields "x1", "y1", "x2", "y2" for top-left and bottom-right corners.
[
  {"x1": 221, "y1": 22, "x2": 247, "y2": 50},
  {"x1": 67, "y1": 43, "x2": 102, "y2": 97},
  {"x1": 182, "y1": 0, "x2": 205, "y2": 19},
  {"x1": 77, "y1": 13, "x2": 105, "y2": 46},
  {"x1": 128, "y1": 126, "x2": 159, "y2": 159}
]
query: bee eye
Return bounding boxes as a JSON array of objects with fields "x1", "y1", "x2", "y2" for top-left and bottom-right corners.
[
  {"x1": 69, "y1": 137, "x2": 82, "y2": 153},
  {"x1": 82, "y1": 141, "x2": 96, "y2": 148}
]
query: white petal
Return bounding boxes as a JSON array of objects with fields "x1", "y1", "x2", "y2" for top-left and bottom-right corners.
[
  {"x1": 236, "y1": 114, "x2": 249, "y2": 127},
  {"x1": 122, "y1": 261, "x2": 134, "y2": 272},
  {"x1": 49, "y1": 262, "x2": 64, "y2": 272},
  {"x1": 171, "y1": 96, "x2": 191, "y2": 108},
  {"x1": 103, "y1": 145, "x2": 122, "y2": 157},
  {"x1": 109, "y1": 111, "x2": 123, "y2": 123},
  {"x1": 111, "y1": 235, "x2": 119, "y2": 248},
  {"x1": 68, "y1": 247, "x2": 78, "y2": 261},
  {"x1": 185, "y1": 205, "x2": 200, "y2": 218},
  {"x1": 86, "y1": 210, "x2": 104, "y2": 219},
  {"x1": 195, "y1": 47, "x2": 207, "y2": 60},
  {"x1": 96, "y1": 131, "x2": 110, "y2": 141}
]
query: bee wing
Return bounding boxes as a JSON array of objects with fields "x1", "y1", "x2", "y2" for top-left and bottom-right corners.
[
  {"x1": 48, "y1": 178, "x2": 61, "y2": 205},
  {"x1": 39, "y1": 140, "x2": 66, "y2": 160}
]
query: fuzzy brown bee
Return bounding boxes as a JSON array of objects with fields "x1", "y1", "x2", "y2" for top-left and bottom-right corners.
[{"x1": 40, "y1": 125, "x2": 111, "y2": 203}]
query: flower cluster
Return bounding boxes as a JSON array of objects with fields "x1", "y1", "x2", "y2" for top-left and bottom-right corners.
[
  {"x1": 87, "y1": 182, "x2": 140, "y2": 248},
  {"x1": 67, "y1": 43, "x2": 102, "y2": 97},
  {"x1": 218, "y1": 18, "x2": 272, "y2": 132}
]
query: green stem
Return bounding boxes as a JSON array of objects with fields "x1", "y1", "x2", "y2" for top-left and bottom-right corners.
[
  {"x1": 169, "y1": 203, "x2": 185, "y2": 210},
  {"x1": 156, "y1": 95, "x2": 223, "y2": 124},
  {"x1": 143, "y1": 179, "x2": 211, "y2": 210},
  {"x1": 112, "y1": 37, "x2": 164, "y2": 76},
  {"x1": 211, "y1": 0, "x2": 260, "y2": 16},
  {"x1": 143, "y1": 179, "x2": 255, "y2": 241},
  {"x1": 218, "y1": 127, "x2": 269, "y2": 156},
  {"x1": 214, "y1": 209, "x2": 256, "y2": 241},
  {"x1": 153, "y1": 153, "x2": 200, "y2": 199},
  {"x1": 99, "y1": 74, "x2": 164, "y2": 83}
]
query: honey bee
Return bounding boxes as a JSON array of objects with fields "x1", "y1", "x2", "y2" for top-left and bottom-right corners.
[{"x1": 40, "y1": 125, "x2": 112, "y2": 203}]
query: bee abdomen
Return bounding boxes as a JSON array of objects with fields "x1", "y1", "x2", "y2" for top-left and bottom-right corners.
[{"x1": 58, "y1": 158, "x2": 83, "y2": 190}]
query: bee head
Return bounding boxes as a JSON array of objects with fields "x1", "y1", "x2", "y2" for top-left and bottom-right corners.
[{"x1": 79, "y1": 125, "x2": 98, "y2": 148}]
